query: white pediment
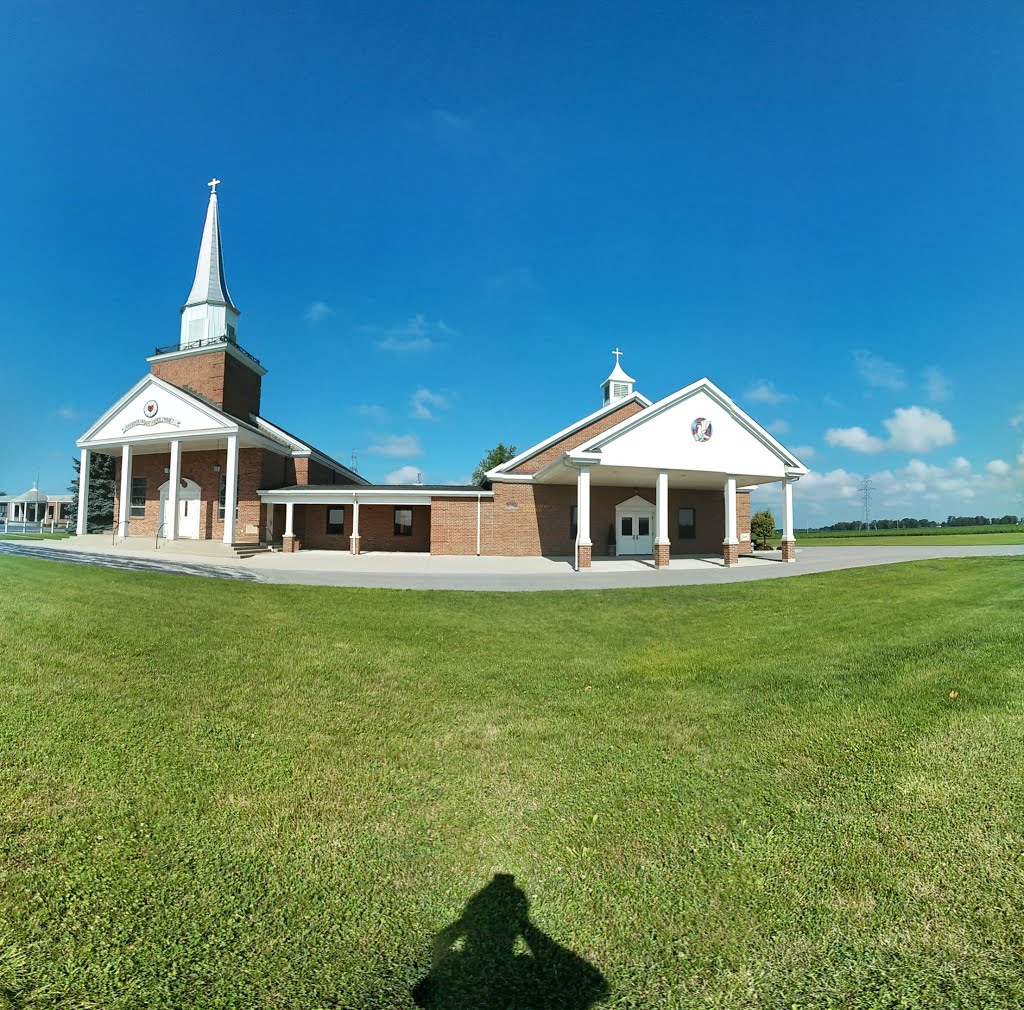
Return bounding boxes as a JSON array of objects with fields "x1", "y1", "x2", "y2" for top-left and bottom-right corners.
[
  {"x1": 614, "y1": 494, "x2": 654, "y2": 512},
  {"x1": 79, "y1": 376, "x2": 236, "y2": 446},
  {"x1": 579, "y1": 379, "x2": 806, "y2": 479}
]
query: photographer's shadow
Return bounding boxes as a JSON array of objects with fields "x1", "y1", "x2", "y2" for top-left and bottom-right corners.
[{"x1": 413, "y1": 873, "x2": 608, "y2": 1009}]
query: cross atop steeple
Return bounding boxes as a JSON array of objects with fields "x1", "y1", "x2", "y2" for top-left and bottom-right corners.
[
  {"x1": 207, "y1": 178, "x2": 221, "y2": 194},
  {"x1": 612, "y1": 347, "x2": 623, "y2": 365}
]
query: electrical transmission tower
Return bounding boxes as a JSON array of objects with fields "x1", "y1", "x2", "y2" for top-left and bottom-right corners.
[{"x1": 858, "y1": 476, "x2": 874, "y2": 529}]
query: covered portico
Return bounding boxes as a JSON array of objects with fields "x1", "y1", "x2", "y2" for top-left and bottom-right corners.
[
  {"x1": 76, "y1": 374, "x2": 311, "y2": 544},
  {"x1": 257, "y1": 485, "x2": 494, "y2": 555},
  {"x1": 526, "y1": 377, "x2": 809, "y2": 570}
]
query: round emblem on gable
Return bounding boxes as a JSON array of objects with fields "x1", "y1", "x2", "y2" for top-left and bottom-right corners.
[
  {"x1": 144, "y1": 399, "x2": 159, "y2": 419},
  {"x1": 691, "y1": 417, "x2": 712, "y2": 442}
]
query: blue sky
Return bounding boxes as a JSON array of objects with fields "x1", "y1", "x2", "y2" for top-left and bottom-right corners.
[{"x1": 2, "y1": 1, "x2": 1023, "y2": 525}]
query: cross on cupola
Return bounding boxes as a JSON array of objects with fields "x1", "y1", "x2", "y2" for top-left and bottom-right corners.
[{"x1": 601, "y1": 347, "x2": 636, "y2": 406}]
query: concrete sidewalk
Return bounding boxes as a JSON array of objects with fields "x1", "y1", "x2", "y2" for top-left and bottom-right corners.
[{"x1": 23, "y1": 534, "x2": 1024, "y2": 591}]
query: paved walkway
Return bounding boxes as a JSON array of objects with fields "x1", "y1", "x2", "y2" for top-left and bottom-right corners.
[{"x1": 3, "y1": 535, "x2": 1022, "y2": 591}]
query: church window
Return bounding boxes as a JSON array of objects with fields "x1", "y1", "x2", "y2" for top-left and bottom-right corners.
[
  {"x1": 218, "y1": 475, "x2": 238, "y2": 521},
  {"x1": 130, "y1": 477, "x2": 147, "y2": 517},
  {"x1": 678, "y1": 507, "x2": 696, "y2": 539},
  {"x1": 326, "y1": 507, "x2": 345, "y2": 535},
  {"x1": 394, "y1": 508, "x2": 413, "y2": 536}
]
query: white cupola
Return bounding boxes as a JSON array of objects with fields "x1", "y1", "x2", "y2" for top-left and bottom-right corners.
[
  {"x1": 601, "y1": 348, "x2": 636, "y2": 406},
  {"x1": 179, "y1": 178, "x2": 240, "y2": 349}
]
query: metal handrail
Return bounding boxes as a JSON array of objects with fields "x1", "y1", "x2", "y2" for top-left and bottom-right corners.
[
  {"x1": 152, "y1": 333, "x2": 262, "y2": 366},
  {"x1": 155, "y1": 522, "x2": 166, "y2": 550}
]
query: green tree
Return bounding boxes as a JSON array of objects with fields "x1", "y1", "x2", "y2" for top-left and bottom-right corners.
[
  {"x1": 750, "y1": 509, "x2": 776, "y2": 547},
  {"x1": 472, "y1": 443, "x2": 517, "y2": 485},
  {"x1": 68, "y1": 453, "x2": 116, "y2": 533}
]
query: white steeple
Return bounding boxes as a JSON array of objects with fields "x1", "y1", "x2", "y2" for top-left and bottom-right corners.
[
  {"x1": 179, "y1": 179, "x2": 240, "y2": 349},
  {"x1": 601, "y1": 347, "x2": 636, "y2": 406}
]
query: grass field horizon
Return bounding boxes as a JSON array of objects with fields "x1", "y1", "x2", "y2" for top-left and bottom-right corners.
[
  {"x1": 774, "y1": 526, "x2": 1024, "y2": 547},
  {"x1": 2, "y1": 556, "x2": 1022, "y2": 1008}
]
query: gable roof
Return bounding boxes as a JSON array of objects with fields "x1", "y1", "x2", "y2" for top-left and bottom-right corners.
[
  {"x1": 574, "y1": 376, "x2": 808, "y2": 473},
  {"x1": 486, "y1": 392, "x2": 652, "y2": 480}
]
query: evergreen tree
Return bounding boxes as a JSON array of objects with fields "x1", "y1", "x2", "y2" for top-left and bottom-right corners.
[
  {"x1": 472, "y1": 443, "x2": 518, "y2": 485},
  {"x1": 68, "y1": 454, "x2": 116, "y2": 533}
]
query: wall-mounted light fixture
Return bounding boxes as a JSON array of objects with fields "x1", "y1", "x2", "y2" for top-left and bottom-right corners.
[
  {"x1": 213, "y1": 464, "x2": 221, "y2": 472},
  {"x1": 164, "y1": 467, "x2": 170, "y2": 474}
]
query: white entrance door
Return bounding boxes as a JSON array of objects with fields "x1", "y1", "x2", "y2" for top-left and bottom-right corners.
[
  {"x1": 160, "y1": 478, "x2": 201, "y2": 539},
  {"x1": 617, "y1": 512, "x2": 654, "y2": 555}
]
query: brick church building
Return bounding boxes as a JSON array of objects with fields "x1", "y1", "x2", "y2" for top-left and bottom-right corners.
[{"x1": 77, "y1": 183, "x2": 807, "y2": 569}]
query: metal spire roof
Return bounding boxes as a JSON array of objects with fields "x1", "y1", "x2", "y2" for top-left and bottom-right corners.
[{"x1": 184, "y1": 179, "x2": 236, "y2": 310}]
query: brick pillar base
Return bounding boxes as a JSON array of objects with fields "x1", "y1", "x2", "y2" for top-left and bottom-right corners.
[
  {"x1": 781, "y1": 539, "x2": 796, "y2": 562},
  {"x1": 654, "y1": 543, "x2": 670, "y2": 568},
  {"x1": 350, "y1": 534, "x2": 361, "y2": 556},
  {"x1": 283, "y1": 534, "x2": 297, "y2": 553},
  {"x1": 577, "y1": 543, "x2": 592, "y2": 569},
  {"x1": 723, "y1": 542, "x2": 740, "y2": 567}
]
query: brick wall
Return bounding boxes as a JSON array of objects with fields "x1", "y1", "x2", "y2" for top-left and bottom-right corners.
[
  {"x1": 150, "y1": 349, "x2": 262, "y2": 420},
  {"x1": 737, "y1": 491, "x2": 752, "y2": 555},
  {"x1": 430, "y1": 496, "x2": 495, "y2": 555},
  {"x1": 508, "y1": 400, "x2": 646, "y2": 474},
  {"x1": 295, "y1": 504, "x2": 431, "y2": 552}
]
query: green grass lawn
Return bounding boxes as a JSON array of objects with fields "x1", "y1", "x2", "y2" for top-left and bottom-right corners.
[
  {"x1": 0, "y1": 532, "x2": 71, "y2": 541},
  {"x1": 2, "y1": 556, "x2": 1023, "y2": 1009}
]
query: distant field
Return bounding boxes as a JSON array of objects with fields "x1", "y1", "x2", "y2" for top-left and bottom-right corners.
[
  {"x1": 774, "y1": 525, "x2": 1024, "y2": 547},
  {"x1": 2, "y1": 554, "x2": 1023, "y2": 1008}
]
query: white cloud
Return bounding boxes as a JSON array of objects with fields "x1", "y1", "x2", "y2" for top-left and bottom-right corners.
[
  {"x1": 56, "y1": 405, "x2": 78, "y2": 421},
  {"x1": 410, "y1": 387, "x2": 451, "y2": 420},
  {"x1": 744, "y1": 382, "x2": 792, "y2": 405},
  {"x1": 826, "y1": 406, "x2": 955, "y2": 455},
  {"x1": 431, "y1": 108, "x2": 472, "y2": 132},
  {"x1": 791, "y1": 445, "x2": 816, "y2": 459},
  {"x1": 488, "y1": 266, "x2": 538, "y2": 292},
  {"x1": 305, "y1": 301, "x2": 334, "y2": 323},
  {"x1": 853, "y1": 350, "x2": 906, "y2": 390},
  {"x1": 923, "y1": 366, "x2": 951, "y2": 402},
  {"x1": 367, "y1": 434, "x2": 423, "y2": 457},
  {"x1": 825, "y1": 426, "x2": 887, "y2": 454},
  {"x1": 767, "y1": 418, "x2": 790, "y2": 435},
  {"x1": 883, "y1": 406, "x2": 955, "y2": 453},
  {"x1": 987, "y1": 459, "x2": 1011, "y2": 476},
  {"x1": 354, "y1": 404, "x2": 389, "y2": 419},
  {"x1": 374, "y1": 315, "x2": 453, "y2": 353},
  {"x1": 384, "y1": 465, "x2": 423, "y2": 485}
]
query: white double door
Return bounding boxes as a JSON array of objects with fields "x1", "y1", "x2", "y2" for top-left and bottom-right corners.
[
  {"x1": 617, "y1": 509, "x2": 654, "y2": 555},
  {"x1": 159, "y1": 478, "x2": 201, "y2": 539}
]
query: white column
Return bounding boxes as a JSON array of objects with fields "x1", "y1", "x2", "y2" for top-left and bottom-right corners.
[
  {"x1": 76, "y1": 448, "x2": 91, "y2": 536},
  {"x1": 222, "y1": 434, "x2": 239, "y2": 544},
  {"x1": 575, "y1": 464, "x2": 591, "y2": 569},
  {"x1": 284, "y1": 502, "x2": 295, "y2": 537},
  {"x1": 350, "y1": 498, "x2": 360, "y2": 554},
  {"x1": 655, "y1": 470, "x2": 670, "y2": 545},
  {"x1": 723, "y1": 475, "x2": 738, "y2": 544},
  {"x1": 167, "y1": 440, "x2": 181, "y2": 540},
  {"x1": 118, "y1": 444, "x2": 133, "y2": 538},
  {"x1": 782, "y1": 478, "x2": 795, "y2": 542}
]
